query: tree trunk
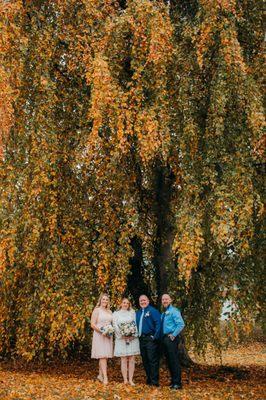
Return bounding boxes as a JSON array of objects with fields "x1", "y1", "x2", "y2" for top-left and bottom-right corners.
[
  {"x1": 178, "y1": 333, "x2": 195, "y2": 367},
  {"x1": 127, "y1": 236, "x2": 152, "y2": 307},
  {"x1": 152, "y1": 164, "x2": 195, "y2": 367},
  {"x1": 153, "y1": 163, "x2": 175, "y2": 305}
]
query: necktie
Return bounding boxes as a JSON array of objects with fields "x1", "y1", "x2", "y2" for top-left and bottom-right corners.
[{"x1": 138, "y1": 308, "x2": 145, "y2": 337}]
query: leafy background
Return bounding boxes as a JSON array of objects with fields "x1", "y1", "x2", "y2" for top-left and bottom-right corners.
[{"x1": 0, "y1": 0, "x2": 265, "y2": 362}]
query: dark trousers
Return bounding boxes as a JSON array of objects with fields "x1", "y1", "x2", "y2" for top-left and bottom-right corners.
[
  {"x1": 162, "y1": 334, "x2": 181, "y2": 385},
  {"x1": 139, "y1": 335, "x2": 160, "y2": 385}
]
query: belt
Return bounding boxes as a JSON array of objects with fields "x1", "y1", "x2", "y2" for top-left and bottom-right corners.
[
  {"x1": 163, "y1": 333, "x2": 178, "y2": 338},
  {"x1": 140, "y1": 333, "x2": 154, "y2": 338}
]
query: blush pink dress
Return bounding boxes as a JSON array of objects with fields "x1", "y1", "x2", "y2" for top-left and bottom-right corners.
[{"x1": 91, "y1": 308, "x2": 113, "y2": 359}]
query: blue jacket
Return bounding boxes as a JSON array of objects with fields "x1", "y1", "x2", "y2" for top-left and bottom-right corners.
[
  {"x1": 161, "y1": 304, "x2": 185, "y2": 337},
  {"x1": 136, "y1": 305, "x2": 161, "y2": 340}
]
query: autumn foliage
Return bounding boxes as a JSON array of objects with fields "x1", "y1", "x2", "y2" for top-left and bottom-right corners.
[
  {"x1": 0, "y1": 342, "x2": 265, "y2": 399},
  {"x1": 0, "y1": 0, "x2": 264, "y2": 361}
]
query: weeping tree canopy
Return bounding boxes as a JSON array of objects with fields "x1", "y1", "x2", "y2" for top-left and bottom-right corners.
[{"x1": 0, "y1": 0, "x2": 264, "y2": 361}]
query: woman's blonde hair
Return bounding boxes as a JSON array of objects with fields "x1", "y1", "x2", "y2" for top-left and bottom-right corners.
[
  {"x1": 119, "y1": 297, "x2": 132, "y2": 311},
  {"x1": 96, "y1": 293, "x2": 110, "y2": 309}
]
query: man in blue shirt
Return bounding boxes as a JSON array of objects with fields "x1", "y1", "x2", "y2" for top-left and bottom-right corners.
[
  {"x1": 136, "y1": 294, "x2": 161, "y2": 386},
  {"x1": 161, "y1": 293, "x2": 185, "y2": 390}
]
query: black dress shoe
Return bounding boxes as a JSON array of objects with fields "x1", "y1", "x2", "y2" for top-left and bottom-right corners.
[{"x1": 170, "y1": 384, "x2": 182, "y2": 390}]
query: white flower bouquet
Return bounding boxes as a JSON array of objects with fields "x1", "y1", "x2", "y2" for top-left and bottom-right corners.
[
  {"x1": 100, "y1": 324, "x2": 114, "y2": 337},
  {"x1": 119, "y1": 321, "x2": 137, "y2": 345}
]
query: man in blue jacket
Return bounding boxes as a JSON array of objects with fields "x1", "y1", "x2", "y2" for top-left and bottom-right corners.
[
  {"x1": 161, "y1": 293, "x2": 185, "y2": 390},
  {"x1": 136, "y1": 294, "x2": 161, "y2": 386}
]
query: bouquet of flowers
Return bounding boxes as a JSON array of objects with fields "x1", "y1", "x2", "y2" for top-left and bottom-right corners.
[
  {"x1": 100, "y1": 324, "x2": 114, "y2": 337},
  {"x1": 119, "y1": 321, "x2": 137, "y2": 345}
]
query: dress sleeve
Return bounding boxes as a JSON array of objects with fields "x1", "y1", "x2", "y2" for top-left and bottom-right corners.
[{"x1": 113, "y1": 312, "x2": 122, "y2": 339}]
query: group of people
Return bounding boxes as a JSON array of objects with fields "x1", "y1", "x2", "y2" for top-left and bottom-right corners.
[{"x1": 90, "y1": 293, "x2": 185, "y2": 390}]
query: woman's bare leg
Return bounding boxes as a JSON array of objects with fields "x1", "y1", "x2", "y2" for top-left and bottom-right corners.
[
  {"x1": 128, "y1": 356, "x2": 135, "y2": 385},
  {"x1": 99, "y1": 358, "x2": 108, "y2": 384},
  {"x1": 97, "y1": 361, "x2": 103, "y2": 382},
  {"x1": 121, "y1": 356, "x2": 128, "y2": 384}
]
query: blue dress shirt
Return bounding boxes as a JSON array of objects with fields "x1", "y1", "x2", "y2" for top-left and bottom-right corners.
[
  {"x1": 162, "y1": 304, "x2": 185, "y2": 337},
  {"x1": 136, "y1": 305, "x2": 161, "y2": 340}
]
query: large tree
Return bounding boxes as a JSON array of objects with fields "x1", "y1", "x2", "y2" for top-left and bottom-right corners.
[{"x1": 0, "y1": 0, "x2": 264, "y2": 360}]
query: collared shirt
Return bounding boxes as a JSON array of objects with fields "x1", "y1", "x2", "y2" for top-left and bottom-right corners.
[
  {"x1": 162, "y1": 304, "x2": 185, "y2": 337},
  {"x1": 136, "y1": 305, "x2": 161, "y2": 340}
]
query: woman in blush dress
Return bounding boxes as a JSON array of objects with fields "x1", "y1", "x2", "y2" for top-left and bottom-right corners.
[
  {"x1": 113, "y1": 298, "x2": 140, "y2": 385},
  {"x1": 91, "y1": 293, "x2": 113, "y2": 385}
]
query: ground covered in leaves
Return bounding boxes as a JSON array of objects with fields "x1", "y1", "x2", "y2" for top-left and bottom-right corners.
[{"x1": 0, "y1": 342, "x2": 265, "y2": 400}]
